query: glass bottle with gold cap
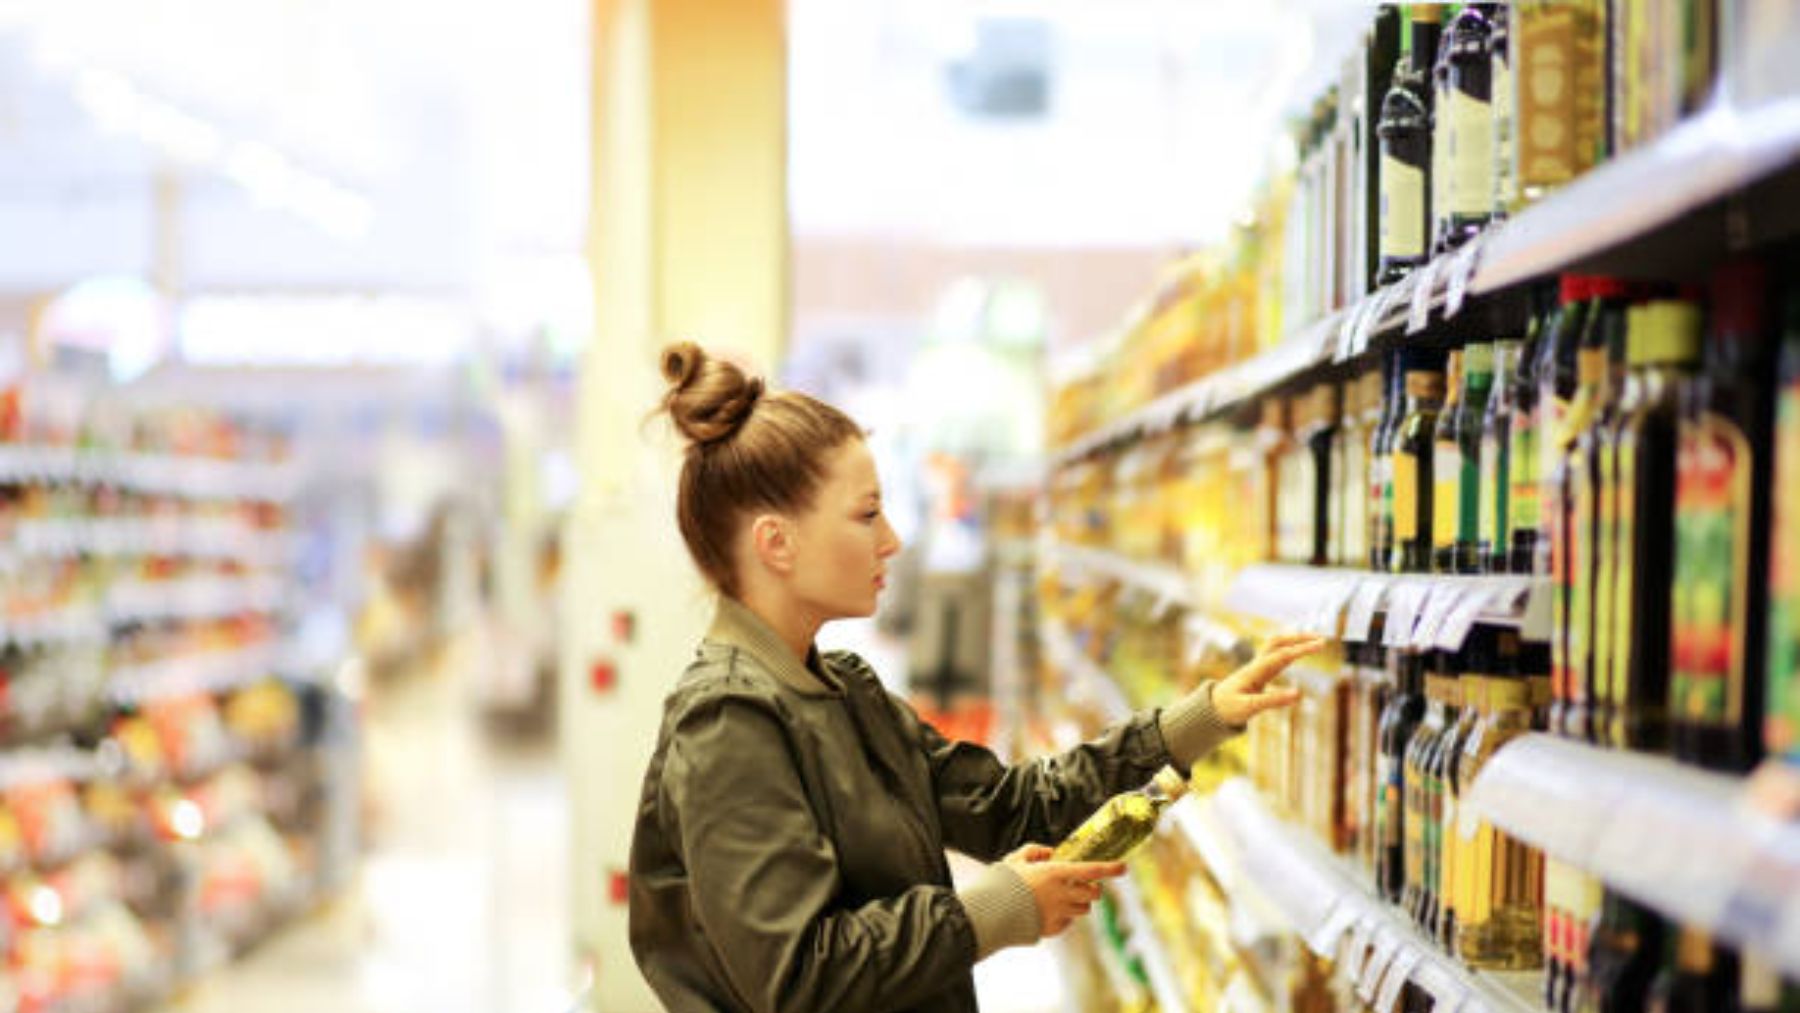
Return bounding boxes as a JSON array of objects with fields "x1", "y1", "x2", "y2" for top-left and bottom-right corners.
[{"x1": 1053, "y1": 767, "x2": 1189, "y2": 863}]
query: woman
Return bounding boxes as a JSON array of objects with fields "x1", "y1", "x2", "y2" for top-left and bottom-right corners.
[{"x1": 629, "y1": 342, "x2": 1324, "y2": 1013}]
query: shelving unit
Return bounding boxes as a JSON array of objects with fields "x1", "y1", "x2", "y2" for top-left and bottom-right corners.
[
  {"x1": 1224, "y1": 564, "x2": 1551, "y2": 647},
  {"x1": 1465, "y1": 733, "x2": 1800, "y2": 976},
  {"x1": 1176, "y1": 780, "x2": 1543, "y2": 1013},
  {"x1": 1110, "y1": 873, "x2": 1191, "y2": 1013},
  {"x1": 1038, "y1": 616, "x2": 1134, "y2": 726},
  {"x1": 1053, "y1": 96, "x2": 1800, "y2": 473}
]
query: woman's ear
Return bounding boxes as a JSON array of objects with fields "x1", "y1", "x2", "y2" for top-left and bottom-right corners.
[{"x1": 750, "y1": 513, "x2": 796, "y2": 575}]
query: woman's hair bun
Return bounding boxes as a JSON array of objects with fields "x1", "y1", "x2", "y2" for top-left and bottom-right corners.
[{"x1": 660, "y1": 340, "x2": 764, "y2": 447}]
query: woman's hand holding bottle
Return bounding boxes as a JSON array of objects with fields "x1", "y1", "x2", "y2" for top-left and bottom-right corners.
[
  {"x1": 1211, "y1": 633, "x2": 1330, "y2": 726},
  {"x1": 1001, "y1": 844, "x2": 1126, "y2": 937}
]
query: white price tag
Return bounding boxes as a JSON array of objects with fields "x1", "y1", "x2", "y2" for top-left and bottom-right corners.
[
  {"x1": 1357, "y1": 927, "x2": 1403, "y2": 1002},
  {"x1": 1413, "y1": 585, "x2": 1466, "y2": 649},
  {"x1": 1376, "y1": 946, "x2": 1426, "y2": 1013},
  {"x1": 1339, "y1": 913, "x2": 1378, "y2": 981},
  {"x1": 1408, "y1": 259, "x2": 1445, "y2": 335},
  {"x1": 1306, "y1": 898, "x2": 1359, "y2": 956},
  {"x1": 1344, "y1": 578, "x2": 1391, "y2": 642},
  {"x1": 1357, "y1": 286, "x2": 1397, "y2": 356},
  {"x1": 1435, "y1": 585, "x2": 1496, "y2": 651},
  {"x1": 1336, "y1": 303, "x2": 1368, "y2": 363},
  {"x1": 1443, "y1": 235, "x2": 1485, "y2": 319},
  {"x1": 1383, "y1": 582, "x2": 1428, "y2": 648}
]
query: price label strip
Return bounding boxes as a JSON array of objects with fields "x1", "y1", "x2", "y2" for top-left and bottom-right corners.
[
  {"x1": 1382, "y1": 582, "x2": 1430, "y2": 648},
  {"x1": 1343, "y1": 577, "x2": 1392, "y2": 642},
  {"x1": 1306, "y1": 898, "x2": 1360, "y2": 957},
  {"x1": 1407, "y1": 258, "x2": 1445, "y2": 335},
  {"x1": 1443, "y1": 233, "x2": 1486, "y2": 319},
  {"x1": 1356, "y1": 926, "x2": 1403, "y2": 1004},
  {"x1": 1339, "y1": 912, "x2": 1379, "y2": 983},
  {"x1": 1375, "y1": 946, "x2": 1427, "y2": 1013},
  {"x1": 1412, "y1": 583, "x2": 1467, "y2": 649}
]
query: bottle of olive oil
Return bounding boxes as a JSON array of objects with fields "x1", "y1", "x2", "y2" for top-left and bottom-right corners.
[
  {"x1": 1395, "y1": 348, "x2": 1451, "y2": 573},
  {"x1": 1053, "y1": 767, "x2": 1189, "y2": 862}
]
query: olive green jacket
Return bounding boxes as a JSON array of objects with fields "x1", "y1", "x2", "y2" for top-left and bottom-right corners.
[{"x1": 628, "y1": 599, "x2": 1237, "y2": 1013}]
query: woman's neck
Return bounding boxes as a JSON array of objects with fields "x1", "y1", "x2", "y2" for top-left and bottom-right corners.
[{"x1": 736, "y1": 584, "x2": 823, "y2": 662}]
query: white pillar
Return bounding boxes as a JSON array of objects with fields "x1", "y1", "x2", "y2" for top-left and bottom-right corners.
[{"x1": 564, "y1": 1, "x2": 787, "y2": 1007}]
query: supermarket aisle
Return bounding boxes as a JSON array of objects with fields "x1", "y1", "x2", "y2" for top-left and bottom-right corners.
[{"x1": 166, "y1": 633, "x2": 576, "y2": 1013}]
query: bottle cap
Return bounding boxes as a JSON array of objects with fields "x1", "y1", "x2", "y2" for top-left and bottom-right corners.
[
  {"x1": 1590, "y1": 276, "x2": 1632, "y2": 301},
  {"x1": 1462, "y1": 340, "x2": 1495, "y2": 374},
  {"x1": 1151, "y1": 767, "x2": 1190, "y2": 801},
  {"x1": 1559, "y1": 275, "x2": 1589, "y2": 304}
]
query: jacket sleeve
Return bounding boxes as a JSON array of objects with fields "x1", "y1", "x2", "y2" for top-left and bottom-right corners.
[
  {"x1": 661, "y1": 687, "x2": 977, "y2": 1013},
  {"x1": 894, "y1": 686, "x2": 1238, "y2": 864}
]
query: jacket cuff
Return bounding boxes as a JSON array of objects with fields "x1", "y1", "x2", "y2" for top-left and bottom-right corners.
[
  {"x1": 958, "y1": 863, "x2": 1041, "y2": 960},
  {"x1": 1158, "y1": 681, "x2": 1242, "y2": 769}
]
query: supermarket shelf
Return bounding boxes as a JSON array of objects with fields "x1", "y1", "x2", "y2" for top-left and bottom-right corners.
[
  {"x1": 7, "y1": 518, "x2": 295, "y2": 566},
  {"x1": 1109, "y1": 873, "x2": 1190, "y2": 1013},
  {"x1": 106, "y1": 641, "x2": 290, "y2": 704},
  {"x1": 1185, "y1": 779, "x2": 1542, "y2": 1013},
  {"x1": 1053, "y1": 307, "x2": 1348, "y2": 465},
  {"x1": 1046, "y1": 542, "x2": 1249, "y2": 662},
  {"x1": 106, "y1": 575, "x2": 291, "y2": 625},
  {"x1": 1223, "y1": 564, "x2": 1551, "y2": 648},
  {"x1": 0, "y1": 445, "x2": 299, "y2": 502},
  {"x1": 1474, "y1": 96, "x2": 1800, "y2": 294},
  {"x1": 0, "y1": 607, "x2": 108, "y2": 650},
  {"x1": 1464, "y1": 733, "x2": 1800, "y2": 978},
  {"x1": 1038, "y1": 617, "x2": 1134, "y2": 725}
]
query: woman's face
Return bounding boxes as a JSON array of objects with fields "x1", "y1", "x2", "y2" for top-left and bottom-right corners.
[{"x1": 789, "y1": 439, "x2": 902, "y2": 621}]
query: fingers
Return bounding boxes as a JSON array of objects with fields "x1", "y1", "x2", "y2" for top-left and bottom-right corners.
[
  {"x1": 1060, "y1": 860, "x2": 1127, "y2": 883},
  {"x1": 1017, "y1": 844, "x2": 1054, "y2": 863},
  {"x1": 1236, "y1": 636, "x2": 1329, "y2": 689}
]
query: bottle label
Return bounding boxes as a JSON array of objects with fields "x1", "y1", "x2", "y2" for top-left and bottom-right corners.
[
  {"x1": 1481, "y1": 430, "x2": 1508, "y2": 558},
  {"x1": 1435, "y1": 442, "x2": 1463, "y2": 553},
  {"x1": 1673, "y1": 413, "x2": 1754, "y2": 727},
  {"x1": 1380, "y1": 155, "x2": 1427, "y2": 261},
  {"x1": 1494, "y1": 44, "x2": 1517, "y2": 212},
  {"x1": 1609, "y1": 439, "x2": 1635, "y2": 737},
  {"x1": 1517, "y1": 8, "x2": 1581, "y2": 190},
  {"x1": 1395, "y1": 452, "x2": 1421, "y2": 542},
  {"x1": 1449, "y1": 88, "x2": 1497, "y2": 217},
  {"x1": 1769, "y1": 375, "x2": 1800, "y2": 759},
  {"x1": 1345, "y1": 434, "x2": 1369, "y2": 565},
  {"x1": 1378, "y1": 753, "x2": 1401, "y2": 847},
  {"x1": 1569, "y1": 450, "x2": 1595, "y2": 707},
  {"x1": 1510, "y1": 414, "x2": 1540, "y2": 534}
]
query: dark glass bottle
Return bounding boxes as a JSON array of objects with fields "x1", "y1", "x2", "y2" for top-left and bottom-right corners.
[
  {"x1": 1362, "y1": 6, "x2": 1404, "y2": 293},
  {"x1": 1537, "y1": 276, "x2": 1596, "y2": 578},
  {"x1": 1768, "y1": 281, "x2": 1800, "y2": 763},
  {"x1": 1482, "y1": 339, "x2": 1522, "y2": 572},
  {"x1": 1646, "y1": 927, "x2": 1738, "y2": 1013},
  {"x1": 1439, "y1": 4, "x2": 1497, "y2": 252},
  {"x1": 1437, "y1": 340, "x2": 1494, "y2": 573},
  {"x1": 1377, "y1": 649, "x2": 1427, "y2": 904},
  {"x1": 1403, "y1": 657, "x2": 1453, "y2": 923},
  {"x1": 1570, "y1": 285, "x2": 1630, "y2": 749},
  {"x1": 1606, "y1": 301, "x2": 1701, "y2": 753},
  {"x1": 1305, "y1": 384, "x2": 1343, "y2": 567},
  {"x1": 1373, "y1": 352, "x2": 1406, "y2": 571},
  {"x1": 1395, "y1": 348, "x2": 1450, "y2": 574},
  {"x1": 1586, "y1": 892, "x2": 1667, "y2": 1013},
  {"x1": 1671, "y1": 260, "x2": 1777, "y2": 772},
  {"x1": 1509, "y1": 285, "x2": 1555, "y2": 575},
  {"x1": 1377, "y1": 6, "x2": 1442, "y2": 284}
]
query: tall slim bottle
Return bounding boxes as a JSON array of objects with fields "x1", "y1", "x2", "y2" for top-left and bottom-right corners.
[
  {"x1": 1586, "y1": 891, "x2": 1668, "y2": 1013},
  {"x1": 1672, "y1": 261, "x2": 1776, "y2": 773},
  {"x1": 1483, "y1": 339, "x2": 1523, "y2": 572},
  {"x1": 1377, "y1": 650, "x2": 1427, "y2": 904},
  {"x1": 1440, "y1": 4, "x2": 1497, "y2": 251},
  {"x1": 1378, "y1": 6, "x2": 1442, "y2": 285},
  {"x1": 1434, "y1": 348, "x2": 1470, "y2": 573},
  {"x1": 1373, "y1": 352, "x2": 1406, "y2": 571},
  {"x1": 1509, "y1": 287, "x2": 1554, "y2": 574},
  {"x1": 1404, "y1": 661, "x2": 1454, "y2": 923},
  {"x1": 1768, "y1": 284, "x2": 1800, "y2": 763},
  {"x1": 1610, "y1": 302, "x2": 1702, "y2": 753},
  {"x1": 1438, "y1": 341, "x2": 1495, "y2": 573},
  {"x1": 1395, "y1": 348, "x2": 1450, "y2": 574},
  {"x1": 1490, "y1": 3, "x2": 1516, "y2": 220},
  {"x1": 1342, "y1": 371, "x2": 1379, "y2": 567}
]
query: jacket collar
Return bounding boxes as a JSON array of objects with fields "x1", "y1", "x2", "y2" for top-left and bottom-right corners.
[{"x1": 705, "y1": 597, "x2": 841, "y2": 697}]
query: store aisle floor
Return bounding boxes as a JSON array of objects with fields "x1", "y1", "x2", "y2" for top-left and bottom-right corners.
[
  {"x1": 159, "y1": 630, "x2": 1070, "y2": 1013},
  {"x1": 164, "y1": 634, "x2": 577, "y2": 1013}
]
